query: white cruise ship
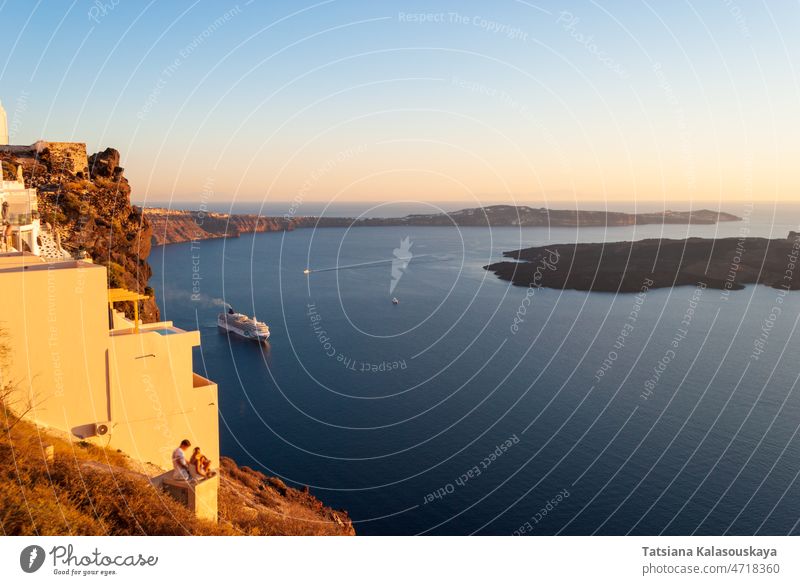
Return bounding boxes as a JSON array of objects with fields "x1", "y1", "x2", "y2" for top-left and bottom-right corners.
[{"x1": 217, "y1": 308, "x2": 270, "y2": 342}]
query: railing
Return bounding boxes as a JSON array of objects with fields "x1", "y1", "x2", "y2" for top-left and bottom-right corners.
[{"x1": 2, "y1": 194, "x2": 38, "y2": 226}]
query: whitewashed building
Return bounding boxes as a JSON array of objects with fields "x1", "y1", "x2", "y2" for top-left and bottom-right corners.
[
  {"x1": 0, "y1": 99, "x2": 8, "y2": 145},
  {"x1": 0, "y1": 100, "x2": 40, "y2": 255},
  {"x1": 0, "y1": 163, "x2": 40, "y2": 256}
]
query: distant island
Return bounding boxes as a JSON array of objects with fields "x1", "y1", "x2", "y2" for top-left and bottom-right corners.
[
  {"x1": 484, "y1": 233, "x2": 800, "y2": 292},
  {"x1": 144, "y1": 205, "x2": 741, "y2": 245}
]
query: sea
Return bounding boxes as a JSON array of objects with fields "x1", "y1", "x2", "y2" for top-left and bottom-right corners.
[{"x1": 148, "y1": 201, "x2": 800, "y2": 535}]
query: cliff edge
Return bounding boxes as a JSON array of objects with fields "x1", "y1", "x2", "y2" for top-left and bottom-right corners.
[
  {"x1": 0, "y1": 414, "x2": 355, "y2": 536},
  {"x1": 1, "y1": 145, "x2": 159, "y2": 322}
]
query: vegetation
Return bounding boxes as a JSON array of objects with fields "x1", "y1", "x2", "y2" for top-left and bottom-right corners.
[
  {"x1": 0, "y1": 332, "x2": 353, "y2": 536},
  {"x1": 0, "y1": 417, "x2": 353, "y2": 535},
  {"x1": 1, "y1": 146, "x2": 160, "y2": 322},
  {"x1": 217, "y1": 457, "x2": 353, "y2": 536},
  {"x1": 0, "y1": 416, "x2": 225, "y2": 535},
  {"x1": 103, "y1": 261, "x2": 127, "y2": 288}
]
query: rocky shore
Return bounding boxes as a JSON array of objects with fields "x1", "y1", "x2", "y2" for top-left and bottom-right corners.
[{"x1": 484, "y1": 233, "x2": 800, "y2": 292}]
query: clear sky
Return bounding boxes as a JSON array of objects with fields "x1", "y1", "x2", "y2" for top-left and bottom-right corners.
[{"x1": 0, "y1": 0, "x2": 798, "y2": 207}]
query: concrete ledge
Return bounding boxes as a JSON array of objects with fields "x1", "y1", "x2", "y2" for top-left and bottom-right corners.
[{"x1": 162, "y1": 474, "x2": 219, "y2": 522}]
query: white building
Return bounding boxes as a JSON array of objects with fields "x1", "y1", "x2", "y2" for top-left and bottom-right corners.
[
  {"x1": 1, "y1": 164, "x2": 40, "y2": 255},
  {"x1": 0, "y1": 100, "x2": 7, "y2": 145},
  {"x1": 0, "y1": 99, "x2": 41, "y2": 255}
]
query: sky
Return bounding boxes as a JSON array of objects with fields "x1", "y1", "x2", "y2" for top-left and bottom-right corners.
[{"x1": 0, "y1": 0, "x2": 798, "y2": 208}]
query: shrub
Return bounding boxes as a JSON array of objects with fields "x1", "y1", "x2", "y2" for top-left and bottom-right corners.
[
  {"x1": 104, "y1": 261, "x2": 127, "y2": 288},
  {"x1": 0, "y1": 419, "x2": 227, "y2": 536},
  {"x1": 61, "y1": 192, "x2": 84, "y2": 215}
]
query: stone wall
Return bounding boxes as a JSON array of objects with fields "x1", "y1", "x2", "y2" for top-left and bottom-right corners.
[
  {"x1": 33, "y1": 141, "x2": 89, "y2": 176},
  {"x1": 0, "y1": 141, "x2": 89, "y2": 177}
]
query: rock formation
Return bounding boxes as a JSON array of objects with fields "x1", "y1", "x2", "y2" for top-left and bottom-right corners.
[{"x1": 0, "y1": 145, "x2": 159, "y2": 321}]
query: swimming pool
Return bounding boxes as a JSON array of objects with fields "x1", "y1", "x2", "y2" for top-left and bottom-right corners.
[{"x1": 151, "y1": 328, "x2": 181, "y2": 336}]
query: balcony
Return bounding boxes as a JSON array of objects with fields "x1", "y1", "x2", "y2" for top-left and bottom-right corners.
[{"x1": 1, "y1": 189, "x2": 38, "y2": 226}]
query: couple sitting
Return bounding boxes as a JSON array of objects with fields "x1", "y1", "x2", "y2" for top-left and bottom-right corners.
[{"x1": 172, "y1": 439, "x2": 217, "y2": 481}]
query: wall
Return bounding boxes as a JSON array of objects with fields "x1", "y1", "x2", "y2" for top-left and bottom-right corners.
[
  {"x1": 0, "y1": 260, "x2": 110, "y2": 431},
  {"x1": 34, "y1": 141, "x2": 89, "y2": 176},
  {"x1": 1, "y1": 142, "x2": 89, "y2": 177},
  {"x1": 107, "y1": 328, "x2": 219, "y2": 470},
  {"x1": 0, "y1": 253, "x2": 219, "y2": 476}
]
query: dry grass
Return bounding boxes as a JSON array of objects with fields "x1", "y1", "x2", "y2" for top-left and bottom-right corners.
[
  {"x1": 218, "y1": 457, "x2": 354, "y2": 536},
  {"x1": 5, "y1": 330, "x2": 217, "y2": 535},
  {"x1": 0, "y1": 416, "x2": 354, "y2": 536},
  {"x1": 0, "y1": 415, "x2": 226, "y2": 535},
  {"x1": 0, "y1": 326, "x2": 353, "y2": 536}
]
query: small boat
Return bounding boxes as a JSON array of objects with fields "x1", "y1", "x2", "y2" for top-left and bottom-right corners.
[
  {"x1": 217, "y1": 307, "x2": 270, "y2": 342},
  {"x1": 392, "y1": 297, "x2": 399, "y2": 305}
]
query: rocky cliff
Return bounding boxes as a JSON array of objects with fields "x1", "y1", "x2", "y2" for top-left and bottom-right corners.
[
  {"x1": 145, "y1": 205, "x2": 741, "y2": 246},
  {"x1": 0, "y1": 145, "x2": 159, "y2": 322},
  {"x1": 145, "y1": 208, "x2": 333, "y2": 245}
]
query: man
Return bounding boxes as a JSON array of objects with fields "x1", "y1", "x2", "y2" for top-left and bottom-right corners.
[{"x1": 172, "y1": 439, "x2": 192, "y2": 480}]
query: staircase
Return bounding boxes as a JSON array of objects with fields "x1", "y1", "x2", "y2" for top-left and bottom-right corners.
[{"x1": 38, "y1": 224, "x2": 72, "y2": 261}]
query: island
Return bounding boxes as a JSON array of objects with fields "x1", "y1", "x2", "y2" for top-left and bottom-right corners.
[
  {"x1": 144, "y1": 205, "x2": 741, "y2": 245},
  {"x1": 484, "y1": 233, "x2": 800, "y2": 292}
]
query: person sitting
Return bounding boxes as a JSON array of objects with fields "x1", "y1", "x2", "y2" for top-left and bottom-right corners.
[
  {"x1": 189, "y1": 446, "x2": 216, "y2": 478},
  {"x1": 200, "y1": 453, "x2": 216, "y2": 477},
  {"x1": 172, "y1": 439, "x2": 192, "y2": 480}
]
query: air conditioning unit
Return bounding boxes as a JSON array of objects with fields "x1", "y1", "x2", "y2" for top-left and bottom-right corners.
[{"x1": 93, "y1": 422, "x2": 112, "y2": 436}]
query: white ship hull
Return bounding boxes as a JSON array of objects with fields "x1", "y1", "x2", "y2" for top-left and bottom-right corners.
[{"x1": 217, "y1": 313, "x2": 270, "y2": 342}]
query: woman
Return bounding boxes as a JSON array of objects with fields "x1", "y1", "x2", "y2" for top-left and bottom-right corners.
[{"x1": 189, "y1": 447, "x2": 215, "y2": 478}]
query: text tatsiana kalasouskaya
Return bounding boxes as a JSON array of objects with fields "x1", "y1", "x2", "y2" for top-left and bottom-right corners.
[{"x1": 642, "y1": 547, "x2": 777, "y2": 560}]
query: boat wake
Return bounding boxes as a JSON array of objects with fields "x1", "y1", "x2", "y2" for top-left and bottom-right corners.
[{"x1": 304, "y1": 254, "x2": 451, "y2": 274}]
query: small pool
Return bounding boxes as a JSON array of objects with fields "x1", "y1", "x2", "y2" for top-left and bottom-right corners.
[{"x1": 152, "y1": 328, "x2": 180, "y2": 336}]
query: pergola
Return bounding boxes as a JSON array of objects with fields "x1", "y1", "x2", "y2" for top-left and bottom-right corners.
[{"x1": 107, "y1": 287, "x2": 150, "y2": 332}]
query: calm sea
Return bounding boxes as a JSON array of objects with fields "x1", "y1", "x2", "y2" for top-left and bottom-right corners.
[{"x1": 150, "y1": 202, "x2": 800, "y2": 535}]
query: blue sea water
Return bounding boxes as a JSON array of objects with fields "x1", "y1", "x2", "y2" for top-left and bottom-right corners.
[{"x1": 150, "y1": 203, "x2": 800, "y2": 535}]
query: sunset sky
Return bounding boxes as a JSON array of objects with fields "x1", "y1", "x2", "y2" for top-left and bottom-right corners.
[{"x1": 1, "y1": 1, "x2": 798, "y2": 207}]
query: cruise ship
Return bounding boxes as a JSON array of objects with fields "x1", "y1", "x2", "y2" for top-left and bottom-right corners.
[{"x1": 217, "y1": 307, "x2": 270, "y2": 342}]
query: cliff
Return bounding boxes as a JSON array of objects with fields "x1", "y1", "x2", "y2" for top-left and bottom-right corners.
[
  {"x1": 0, "y1": 146, "x2": 355, "y2": 535},
  {"x1": 360, "y1": 205, "x2": 741, "y2": 227},
  {"x1": 484, "y1": 233, "x2": 800, "y2": 292},
  {"x1": 145, "y1": 207, "x2": 335, "y2": 245},
  {"x1": 0, "y1": 145, "x2": 159, "y2": 321},
  {"x1": 0, "y1": 415, "x2": 354, "y2": 535},
  {"x1": 145, "y1": 205, "x2": 741, "y2": 246}
]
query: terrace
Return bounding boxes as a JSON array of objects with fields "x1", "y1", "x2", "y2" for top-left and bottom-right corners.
[{"x1": 1, "y1": 189, "x2": 38, "y2": 226}]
